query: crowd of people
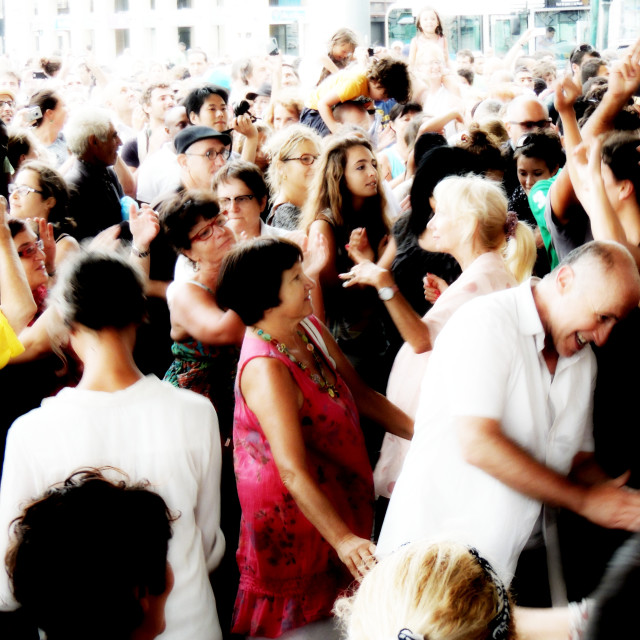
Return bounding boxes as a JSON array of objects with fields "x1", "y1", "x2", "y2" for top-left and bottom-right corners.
[{"x1": 1, "y1": 8, "x2": 640, "y2": 640}]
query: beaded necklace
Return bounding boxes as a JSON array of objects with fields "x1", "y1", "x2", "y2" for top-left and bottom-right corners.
[{"x1": 253, "y1": 326, "x2": 340, "y2": 398}]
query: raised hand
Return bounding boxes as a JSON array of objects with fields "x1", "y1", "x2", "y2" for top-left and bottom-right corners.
[{"x1": 129, "y1": 202, "x2": 160, "y2": 254}]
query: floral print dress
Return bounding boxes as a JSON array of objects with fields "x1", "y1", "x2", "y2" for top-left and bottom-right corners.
[{"x1": 232, "y1": 315, "x2": 374, "y2": 638}]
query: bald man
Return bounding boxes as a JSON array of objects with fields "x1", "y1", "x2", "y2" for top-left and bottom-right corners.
[
  {"x1": 502, "y1": 96, "x2": 554, "y2": 197},
  {"x1": 378, "y1": 241, "x2": 640, "y2": 584}
]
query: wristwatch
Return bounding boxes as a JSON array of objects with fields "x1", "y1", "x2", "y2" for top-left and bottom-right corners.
[{"x1": 377, "y1": 285, "x2": 399, "y2": 301}]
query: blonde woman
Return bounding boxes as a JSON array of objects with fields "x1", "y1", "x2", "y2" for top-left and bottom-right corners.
[
  {"x1": 265, "y1": 124, "x2": 322, "y2": 231},
  {"x1": 334, "y1": 539, "x2": 516, "y2": 640},
  {"x1": 341, "y1": 174, "x2": 535, "y2": 500}
]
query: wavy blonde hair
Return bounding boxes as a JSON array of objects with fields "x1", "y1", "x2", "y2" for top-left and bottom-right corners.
[
  {"x1": 264, "y1": 123, "x2": 322, "y2": 194},
  {"x1": 298, "y1": 130, "x2": 391, "y2": 235},
  {"x1": 334, "y1": 540, "x2": 517, "y2": 640},
  {"x1": 433, "y1": 175, "x2": 535, "y2": 282}
]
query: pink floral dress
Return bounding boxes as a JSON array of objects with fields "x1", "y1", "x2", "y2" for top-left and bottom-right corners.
[{"x1": 231, "y1": 315, "x2": 374, "y2": 638}]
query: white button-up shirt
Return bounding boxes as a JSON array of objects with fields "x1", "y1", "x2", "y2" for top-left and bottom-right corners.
[{"x1": 377, "y1": 280, "x2": 596, "y2": 581}]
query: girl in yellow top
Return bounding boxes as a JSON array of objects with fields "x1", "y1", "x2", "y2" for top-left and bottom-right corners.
[{"x1": 301, "y1": 57, "x2": 411, "y2": 136}]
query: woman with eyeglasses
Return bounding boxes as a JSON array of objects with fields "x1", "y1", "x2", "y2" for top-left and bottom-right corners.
[
  {"x1": 213, "y1": 160, "x2": 288, "y2": 240},
  {"x1": 264, "y1": 124, "x2": 322, "y2": 232},
  {"x1": 160, "y1": 189, "x2": 248, "y2": 638},
  {"x1": 7, "y1": 218, "x2": 49, "y2": 322},
  {"x1": 160, "y1": 189, "x2": 244, "y2": 425},
  {"x1": 9, "y1": 161, "x2": 79, "y2": 276}
]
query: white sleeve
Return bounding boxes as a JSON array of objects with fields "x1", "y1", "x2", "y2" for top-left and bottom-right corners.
[
  {"x1": 0, "y1": 420, "x2": 42, "y2": 610},
  {"x1": 194, "y1": 404, "x2": 225, "y2": 573}
]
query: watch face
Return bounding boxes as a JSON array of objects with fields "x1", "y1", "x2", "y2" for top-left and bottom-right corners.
[{"x1": 378, "y1": 286, "x2": 395, "y2": 301}]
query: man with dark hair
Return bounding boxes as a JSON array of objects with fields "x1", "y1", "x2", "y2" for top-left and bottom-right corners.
[
  {"x1": 184, "y1": 84, "x2": 229, "y2": 130},
  {"x1": 6, "y1": 469, "x2": 174, "y2": 640},
  {"x1": 581, "y1": 58, "x2": 609, "y2": 87}
]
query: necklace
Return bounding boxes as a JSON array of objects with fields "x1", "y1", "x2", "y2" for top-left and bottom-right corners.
[{"x1": 252, "y1": 327, "x2": 340, "y2": 398}]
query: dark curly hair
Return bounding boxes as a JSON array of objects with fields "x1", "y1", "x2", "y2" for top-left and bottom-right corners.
[
  {"x1": 6, "y1": 468, "x2": 174, "y2": 640},
  {"x1": 367, "y1": 58, "x2": 411, "y2": 104}
]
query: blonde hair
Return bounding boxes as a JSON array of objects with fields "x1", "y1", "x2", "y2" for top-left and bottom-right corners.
[
  {"x1": 263, "y1": 89, "x2": 305, "y2": 129},
  {"x1": 264, "y1": 124, "x2": 322, "y2": 193},
  {"x1": 299, "y1": 130, "x2": 391, "y2": 235},
  {"x1": 433, "y1": 175, "x2": 535, "y2": 282},
  {"x1": 334, "y1": 540, "x2": 517, "y2": 640}
]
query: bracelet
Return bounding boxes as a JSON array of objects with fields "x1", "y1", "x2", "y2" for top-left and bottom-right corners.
[{"x1": 131, "y1": 243, "x2": 150, "y2": 259}]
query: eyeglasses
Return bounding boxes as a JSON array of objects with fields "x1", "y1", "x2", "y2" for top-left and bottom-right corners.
[
  {"x1": 9, "y1": 184, "x2": 44, "y2": 197},
  {"x1": 17, "y1": 239, "x2": 44, "y2": 258},
  {"x1": 283, "y1": 154, "x2": 319, "y2": 166},
  {"x1": 0, "y1": 100, "x2": 15, "y2": 109},
  {"x1": 508, "y1": 119, "x2": 552, "y2": 130},
  {"x1": 189, "y1": 215, "x2": 228, "y2": 243},
  {"x1": 185, "y1": 148, "x2": 231, "y2": 161},
  {"x1": 218, "y1": 195, "x2": 255, "y2": 208}
]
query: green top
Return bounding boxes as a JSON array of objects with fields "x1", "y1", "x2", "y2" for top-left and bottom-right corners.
[{"x1": 528, "y1": 169, "x2": 561, "y2": 270}]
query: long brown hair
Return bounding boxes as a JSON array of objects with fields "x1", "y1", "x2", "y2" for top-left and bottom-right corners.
[{"x1": 299, "y1": 131, "x2": 390, "y2": 239}]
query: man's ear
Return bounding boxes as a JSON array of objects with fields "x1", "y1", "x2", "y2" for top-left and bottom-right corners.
[
  {"x1": 555, "y1": 264, "x2": 574, "y2": 293},
  {"x1": 176, "y1": 153, "x2": 187, "y2": 169},
  {"x1": 619, "y1": 178, "x2": 635, "y2": 203}
]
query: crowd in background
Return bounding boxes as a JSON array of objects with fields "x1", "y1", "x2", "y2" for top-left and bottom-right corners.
[{"x1": 0, "y1": 7, "x2": 640, "y2": 640}]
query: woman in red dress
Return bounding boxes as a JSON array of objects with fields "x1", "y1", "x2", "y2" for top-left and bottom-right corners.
[{"x1": 216, "y1": 238, "x2": 412, "y2": 639}]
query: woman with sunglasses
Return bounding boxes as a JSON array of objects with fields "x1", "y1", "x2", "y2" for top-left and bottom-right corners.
[
  {"x1": 9, "y1": 161, "x2": 78, "y2": 276},
  {"x1": 264, "y1": 124, "x2": 322, "y2": 232},
  {"x1": 213, "y1": 160, "x2": 288, "y2": 241}
]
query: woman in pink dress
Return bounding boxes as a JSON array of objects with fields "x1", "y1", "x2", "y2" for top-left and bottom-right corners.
[
  {"x1": 341, "y1": 175, "x2": 536, "y2": 499},
  {"x1": 216, "y1": 237, "x2": 412, "y2": 640}
]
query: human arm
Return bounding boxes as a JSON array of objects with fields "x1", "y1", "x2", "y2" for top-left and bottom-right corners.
[
  {"x1": 566, "y1": 137, "x2": 640, "y2": 266},
  {"x1": 232, "y1": 113, "x2": 258, "y2": 164},
  {"x1": 503, "y1": 28, "x2": 534, "y2": 71},
  {"x1": 319, "y1": 53, "x2": 341, "y2": 77},
  {"x1": 308, "y1": 218, "x2": 340, "y2": 288},
  {"x1": 408, "y1": 38, "x2": 418, "y2": 68},
  {"x1": 423, "y1": 272, "x2": 448, "y2": 303},
  {"x1": 316, "y1": 89, "x2": 344, "y2": 135},
  {"x1": 113, "y1": 154, "x2": 137, "y2": 197},
  {"x1": 514, "y1": 606, "x2": 571, "y2": 640},
  {"x1": 549, "y1": 76, "x2": 583, "y2": 224},
  {"x1": 581, "y1": 38, "x2": 640, "y2": 145},
  {"x1": 194, "y1": 400, "x2": 225, "y2": 572},
  {"x1": 0, "y1": 198, "x2": 36, "y2": 332},
  {"x1": 417, "y1": 109, "x2": 464, "y2": 136},
  {"x1": 169, "y1": 281, "x2": 246, "y2": 345},
  {"x1": 457, "y1": 416, "x2": 640, "y2": 530},
  {"x1": 128, "y1": 202, "x2": 160, "y2": 278},
  {"x1": 302, "y1": 230, "x2": 328, "y2": 324},
  {"x1": 319, "y1": 321, "x2": 413, "y2": 439},
  {"x1": 240, "y1": 355, "x2": 376, "y2": 579},
  {"x1": 340, "y1": 261, "x2": 432, "y2": 353},
  {"x1": 377, "y1": 152, "x2": 393, "y2": 182}
]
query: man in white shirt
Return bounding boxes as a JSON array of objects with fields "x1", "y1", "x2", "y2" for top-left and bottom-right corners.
[{"x1": 378, "y1": 241, "x2": 640, "y2": 583}]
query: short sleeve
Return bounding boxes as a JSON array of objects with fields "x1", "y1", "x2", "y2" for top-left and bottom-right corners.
[{"x1": 0, "y1": 312, "x2": 24, "y2": 369}]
